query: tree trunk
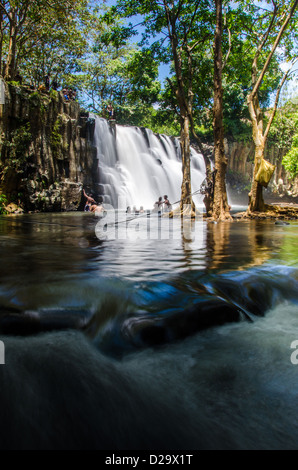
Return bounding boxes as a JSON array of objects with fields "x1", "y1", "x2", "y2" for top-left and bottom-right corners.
[
  {"x1": 212, "y1": 0, "x2": 231, "y2": 221},
  {"x1": 180, "y1": 114, "x2": 195, "y2": 214},
  {"x1": 5, "y1": 11, "x2": 17, "y2": 81},
  {"x1": 247, "y1": 93, "x2": 266, "y2": 212},
  {"x1": 0, "y1": 10, "x2": 3, "y2": 76},
  {"x1": 189, "y1": 114, "x2": 213, "y2": 216},
  {"x1": 163, "y1": 1, "x2": 196, "y2": 217},
  {"x1": 248, "y1": 143, "x2": 266, "y2": 212}
]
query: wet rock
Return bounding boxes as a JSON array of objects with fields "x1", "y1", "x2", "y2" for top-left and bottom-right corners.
[
  {"x1": 0, "y1": 308, "x2": 93, "y2": 336},
  {"x1": 5, "y1": 203, "x2": 24, "y2": 214},
  {"x1": 275, "y1": 221, "x2": 290, "y2": 226},
  {"x1": 121, "y1": 299, "x2": 245, "y2": 348}
]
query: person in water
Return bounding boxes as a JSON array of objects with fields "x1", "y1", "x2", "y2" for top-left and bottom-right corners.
[
  {"x1": 91, "y1": 203, "x2": 105, "y2": 215},
  {"x1": 83, "y1": 189, "x2": 96, "y2": 212},
  {"x1": 154, "y1": 197, "x2": 163, "y2": 211},
  {"x1": 163, "y1": 195, "x2": 172, "y2": 212}
]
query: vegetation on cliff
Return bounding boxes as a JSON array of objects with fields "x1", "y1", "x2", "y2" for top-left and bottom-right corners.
[
  {"x1": 0, "y1": 192, "x2": 7, "y2": 213},
  {"x1": 282, "y1": 112, "x2": 298, "y2": 180}
]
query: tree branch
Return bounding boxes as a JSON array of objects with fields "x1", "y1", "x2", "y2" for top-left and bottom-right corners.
[
  {"x1": 264, "y1": 58, "x2": 298, "y2": 144},
  {"x1": 0, "y1": 2, "x2": 9, "y2": 18},
  {"x1": 166, "y1": 76, "x2": 180, "y2": 117},
  {"x1": 174, "y1": 0, "x2": 185, "y2": 23},
  {"x1": 251, "y1": 0, "x2": 298, "y2": 100},
  {"x1": 222, "y1": 27, "x2": 231, "y2": 70},
  {"x1": 182, "y1": 0, "x2": 201, "y2": 47}
]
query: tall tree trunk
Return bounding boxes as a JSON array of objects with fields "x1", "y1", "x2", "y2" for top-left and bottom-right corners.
[
  {"x1": 189, "y1": 114, "x2": 213, "y2": 217},
  {"x1": 246, "y1": 35, "x2": 267, "y2": 213},
  {"x1": 212, "y1": 0, "x2": 231, "y2": 221},
  {"x1": 0, "y1": 10, "x2": 3, "y2": 76},
  {"x1": 5, "y1": 11, "x2": 17, "y2": 81},
  {"x1": 163, "y1": 0, "x2": 197, "y2": 216},
  {"x1": 180, "y1": 114, "x2": 195, "y2": 214},
  {"x1": 247, "y1": 91, "x2": 266, "y2": 212}
]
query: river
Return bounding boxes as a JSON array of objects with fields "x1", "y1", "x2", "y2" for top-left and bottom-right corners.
[{"x1": 0, "y1": 210, "x2": 297, "y2": 450}]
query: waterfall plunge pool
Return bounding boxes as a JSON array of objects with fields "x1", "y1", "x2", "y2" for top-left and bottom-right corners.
[{"x1": 0, "y1": 212, "x2": 297, "y2": 450}]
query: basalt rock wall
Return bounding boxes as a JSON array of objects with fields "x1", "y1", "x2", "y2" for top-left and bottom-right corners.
[
  {"x1": 225, "y1": 138, "x2": 289, "y2": 184},
  {"x1": 225, "y1": 139, "x2": 297, "y2": 200},
  {"x1": 194, "y1": 138, "x2": 297, "y2": 203},
  {"x1": 0, "y1": 82, "x2": 98, "y2": 212}
]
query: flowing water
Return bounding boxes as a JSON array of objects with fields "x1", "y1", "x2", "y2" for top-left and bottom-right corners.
[
  {"x1": 93, "y1": 117, "x2": 206, "y2": 209},
  {"x1": 0, "y1": 212, "x2": 297, "y2": 450},
  {"x1": 0, "y1": 120, "x2": 298, "y2": 450}
]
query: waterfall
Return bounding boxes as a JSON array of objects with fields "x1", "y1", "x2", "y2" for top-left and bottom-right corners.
[{"x1": 93, "y1": 117, "x2": 206, "y2": 210}]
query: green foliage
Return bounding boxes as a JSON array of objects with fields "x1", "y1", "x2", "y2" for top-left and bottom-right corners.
[
  {"x1": 268, "y1": 101, "x2": 298, "y2": 152},
  {"x1": 50, "y1": 117, "x2": 63, "y2": 156},
  {"x1": 1, "y1": 123, "x2": 32, "y2": 170},
  {"x1": 0, "y1": 0, "x2": 91, "y2": 86},
  {"x1": 50, "y1": 89, "x2": 59, "y2": 101},
  {"x1": 7, "y1": 81, "x2": 22, "y2": 88},
  {"x1": 72, "y1": 11, "x2": 162, "y2": 117},
  {"x1": 283, "y1": 133, "x2": 298, "y2": 180},
  {"x1": 268, "y1": 98, "x2": 298, "y2": 179},
  {"x1": 0, "y1": 194, "x2": 8, "y2": 215}
]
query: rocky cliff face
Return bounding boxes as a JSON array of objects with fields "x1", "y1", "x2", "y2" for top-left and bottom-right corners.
[
  {"x1": 0, "y1": 83, "x2": 98, "y2": 212},
  {"x1": 224, "y1": 138, "x2": 297, "y2": 202}
]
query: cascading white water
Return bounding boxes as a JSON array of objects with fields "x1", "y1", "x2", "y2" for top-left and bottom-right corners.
[{"x1": 93, "y1": 117, "x2": 206, "y2": 210}]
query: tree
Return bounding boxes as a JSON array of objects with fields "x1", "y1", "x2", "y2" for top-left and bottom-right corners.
[
  {"x1": 212, "y1": 0, "x2": 231, "y2": 220},
  {"x1": 0, "y1": 0, "x2": 89, "y2": 82},
  {"x1": 241, "y1": 0, "x2": 298, "y2": 212},
  {"x1": 0, "y1": 1, "x2": 9, "y2": 75}
]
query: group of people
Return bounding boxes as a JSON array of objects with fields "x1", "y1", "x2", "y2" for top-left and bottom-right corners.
[
  {"x1": 126, "y1": 206, "x2": 145, "y2": 215},
  {"x1": 126, "y1": 195, "x2": 173, "y2": 216},
  {"x1": 10, "y1": 69, "x2": 79, "y2": 103},
  {"x1": 33, "y1": 73, "x2": 77, "y2": 102},
  {"x1": 62, "y1": 87, "x2": 77, "y2": 102},
  {"x1": 83, "y1": 189, "x2": 173, "y2": 217},
  {"x1": 154, "y1": 195, "x2": 172, "y2": 212},
  {"x1": 126, "y1": 195, "x2": 172, "y2": 215},
  {"x1": 42, "y1": 73, "x2": 77, "y2": 101}
]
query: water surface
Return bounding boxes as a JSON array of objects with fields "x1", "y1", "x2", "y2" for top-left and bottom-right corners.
[{"x1": 0, "y1": 212, "x2": 297, "y2": 449}]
